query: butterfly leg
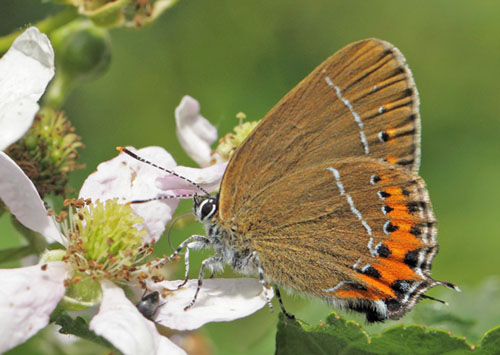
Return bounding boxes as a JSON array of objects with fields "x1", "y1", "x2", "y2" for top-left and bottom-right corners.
[
  {"x1": 168, "y1": 235, "x2": 211, "y2": 289},
  {"x1": 184, "y1": 256, "x2": 224, "y2": 311},
  {"x1": 274, "y1": 285, "x2": 295, "y2": 320},
  {"x1": 251, "y1": 251, "x2": 274, "y2": 312}
]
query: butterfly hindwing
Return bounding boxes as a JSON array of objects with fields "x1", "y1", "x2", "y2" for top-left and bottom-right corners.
[{"x1": 227, "y1": 158, "x2": 439, "y2": 321}]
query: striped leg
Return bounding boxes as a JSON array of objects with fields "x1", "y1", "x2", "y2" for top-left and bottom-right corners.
[
  {"x1": 184, "y1": 256, "x2": 224, "y2": 311},
  {"x1": 168, "y1": 235, "x2": 211, "y2": 289},
  {"x1": 252, "y1": 251, "x2": 274, "y2": 312}
]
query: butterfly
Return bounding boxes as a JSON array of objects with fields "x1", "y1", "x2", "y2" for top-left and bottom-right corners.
[{"x1": 122, "y1": 38, "x2": 458, "y2": 322}]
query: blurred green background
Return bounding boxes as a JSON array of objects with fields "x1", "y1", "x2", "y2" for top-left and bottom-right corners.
[{"x1": 1, "y1": 1, "x2": 500, "y2": 354}]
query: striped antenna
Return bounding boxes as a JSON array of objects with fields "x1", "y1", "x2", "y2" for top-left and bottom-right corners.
[
  {"x1": 127, "y1": 193, "x2": 196, "y2": 204},
  {"x1": 116, "y1": 147, "x2": 209, "y2": 195}
]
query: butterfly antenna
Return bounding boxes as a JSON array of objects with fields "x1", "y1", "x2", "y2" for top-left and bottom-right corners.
[
  {"x1": 128, "y1": 194, "x2": 196, "y2": 204},
  {"x1": 117, "y1": 146, "x2": 209, "y2": 195},
  {"x1": 167, "y1": 212, "x2": 194, "y2": 253},
  {"x1": 420, "y1": 294, "x2": 448, "y2": 306}
]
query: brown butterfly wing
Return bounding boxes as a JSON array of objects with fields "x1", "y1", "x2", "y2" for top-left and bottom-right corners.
[
  {"x1": 229, "y1": 158, "x2": 442, "y2": 320},
  {"x1": 219, "y1": 39, "x2": 421, "y2": 221}
]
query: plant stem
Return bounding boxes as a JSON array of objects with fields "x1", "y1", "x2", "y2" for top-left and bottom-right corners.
[{"x1": 0, "y1": 6, "x2": 79, "y2": 54}]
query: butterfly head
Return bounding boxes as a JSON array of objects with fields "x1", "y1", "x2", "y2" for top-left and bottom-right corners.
[{"x1": 193, "y1": 194, "x2": 219, "y2": 222}]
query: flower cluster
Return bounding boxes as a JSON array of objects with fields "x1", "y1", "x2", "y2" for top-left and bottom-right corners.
[{"x1": 0, "y1": 28, "x2": 267, "y2": 354}]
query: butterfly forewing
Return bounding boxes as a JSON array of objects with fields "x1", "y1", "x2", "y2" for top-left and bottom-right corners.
[
  {"x1": 227, "y1": 158, "x2": 438, "y2": 320},
  {"x1": 220, "y1": 39, "x2": 421, "y2": 221}
]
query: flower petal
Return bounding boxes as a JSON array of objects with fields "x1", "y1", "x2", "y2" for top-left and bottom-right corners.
[
  {"x1": 0, "y1": 262, "x2": 70, "y2": 353},
  {"x1": 0, "y1": 152, "x2": 66, "y2": 245},
  {"x1": 156, "y1": 162, "x2": 227, "y2": 195},
  {"x1": 149, "y1": 278, "x2": 272, "y2": 331},
  {"x1": 90, "y1": 281, "x2": 186, "y2": 355},
  {"x1": 0, "y1": 27, "x2": 55, "y2": 151},
  {"x1": 79, "y1": 146, "x2": 179, "y2": 243},
  {"x1": 175, "y1": 96, "x2": 217, "y2": 167}
]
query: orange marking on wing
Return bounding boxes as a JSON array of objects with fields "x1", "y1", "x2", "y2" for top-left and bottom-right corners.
[
  {"x1": 376, "y1": 172, "x2": 398, "y2": 185},
  {"x1": 392, "y1": 219, "x2": 415, "y2": 233},
  {"x1": 384, "y1": 222, "x2": 424, "y2": 257},
  {"x1": 335, "y1": 289, "x2": 380, "y2": 301},
  {"x1": 374, "y1": 258, "x2": 421, "y2": 284},
  {"x1": 385, "y1": 155, "x2": 397, "y2": 164},
  {"x1": 383, "y1": 186, "x2": 405, "y2": 201},
  {"x1": 384, "y1": 237, "x2": 423, "y2": 260},
  {"x1": 359, "y1": 274, "x2": 395, "y2": 298},
  {"x1": 386, "y1": 202, "x2": 413, "y2": 219}
]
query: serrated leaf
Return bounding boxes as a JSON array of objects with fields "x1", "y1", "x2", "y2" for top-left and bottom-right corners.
[
  {"x1": 276, "y1": 312, "x2": 482, "y2": 355},
  {"x1": 367, "y1": 325, "x2": 471, "y2": 354},
  {"x1": 477, "y1": 326, "x2": 500, "y2": 354},
  {"x1": 276, "y1": 313, "x2": 371, "y2": 355}
]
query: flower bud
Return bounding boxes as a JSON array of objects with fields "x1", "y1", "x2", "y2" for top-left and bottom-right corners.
[
  {"x1": 6, "y1": 108, "x2": 84, "y2": 197},
  {"x1": 43, "y1": 20, "x2": 111, "y2": 107},
  {"x1": 63, "y1": 0, "x2": 178, "y2": 28},
  {"x1": 51, "y1": 20, "x2": 111, "y2": 83}
]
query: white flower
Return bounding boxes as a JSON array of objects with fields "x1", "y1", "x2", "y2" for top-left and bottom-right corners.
[
  {"x1": 80, "y1": 146, "x2": 226, "y2": 242},
  {"x1": 175, "y1": 95, "x2": 218, "y2": 167},
  {"x1": 0, "y1": 27, "x2": 55, "y2": 151},
  {"x1": 90, "y1": 281, "x2": 186, "y2": 355},
  {"x1": 79, "y1": 146, "x2": 180, "y2": 244},
  {"x1": 0, "y1": 262, "x2": 69, "y2": 352},
  {"x1": 147, "y1": 278, "x2": 274, "y2": 330},
  {"x1": 0, "y1": 149, "x2": 270, "y2": 354}
]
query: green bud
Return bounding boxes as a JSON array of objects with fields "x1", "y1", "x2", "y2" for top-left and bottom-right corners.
[
  {"x1": 85, "y1": 0, "x2": 129, "y2": 28},
  {"x1": 43, "y1": 20, "x2": 111, "y2": 107},
  {"x1": 65, "y1": 0, "x2": 179, "y2": 28},
  {"x1": 52, "y1": 20, "x2": 111, "y2": 81}
]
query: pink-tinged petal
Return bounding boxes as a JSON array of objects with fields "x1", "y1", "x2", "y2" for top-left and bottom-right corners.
[
  {"x1": 0, "y1": 152, "x2": 66, "y2": 246},
  {"x1": 0, "y1": 262, "x2": 70, "y2": 353},
  {"x1": 90, "y1": 281, "x2": 186, "y2": 355},
  {"x1": 149, "y1": 278, "x2": 272, "y2": 331},
  {"x1": 0, "y1": 27, "x2": 55, "y2": 151},
  {"x1": 175, "y1": 96, "x2": 217, "y2": 167},
  {"x1": 156, "y1": 162, "x2": 227, "y2": 195},
  {"x1": 79, "y1": 146, "x2": 179, "y2": 243}
]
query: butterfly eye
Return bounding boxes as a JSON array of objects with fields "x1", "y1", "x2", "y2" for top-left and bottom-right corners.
[{"x1": 199, "y1": 198, "x2": 217, "y2": 221}]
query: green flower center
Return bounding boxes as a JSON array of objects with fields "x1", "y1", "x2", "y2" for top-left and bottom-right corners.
[
  {"x1": 76, "y1": 199, "x2": 145, "y2": 264},
  {"x1": 54, "y1": 198, "x2": 168, "y2": 309}
]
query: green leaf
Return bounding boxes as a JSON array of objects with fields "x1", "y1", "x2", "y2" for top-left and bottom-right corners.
[
  {"x1": 276, "y1": 312, "x2": 480, "y2": 355},
  {"x1": 0, "y1": 245, "x2": 33, "y2": 263},
  {"x1": 367, "y1": 325, "x2": 471, "y2": 354},
  {"x1": 51, "y1": 312, "x2": 113, "y2": 350},
  {"x1": 477, "y1": 326, "x2": 500, "y2": 354},
  {"x1": 276, "y1": 313, "x2": 371, "y2": 355},
  {"x1": 384, "y1": 277, "x2": 500, "y2": 344}
]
